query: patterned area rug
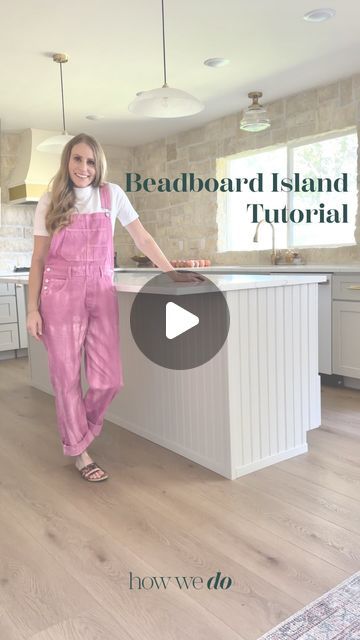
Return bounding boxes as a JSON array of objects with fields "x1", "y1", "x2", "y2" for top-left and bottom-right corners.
[{"x1": 258, "y1": 572, "x2": 360, "y2": 639}]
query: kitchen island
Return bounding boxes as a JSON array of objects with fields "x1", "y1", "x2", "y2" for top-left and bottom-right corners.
[{"x1": 1, "y1": 272, "x2": 326, "y2": 479}]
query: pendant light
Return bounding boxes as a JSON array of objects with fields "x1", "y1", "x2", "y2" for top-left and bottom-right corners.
[
  {"x1": 240, "y1": 91, "x2": 271, "y2": 133},
  {"x1": 128, "y1": 0, "x2": 204, "y2": 118},
  {"x1": 37, "y1": 53, "x2": 74, "y2": 153}
]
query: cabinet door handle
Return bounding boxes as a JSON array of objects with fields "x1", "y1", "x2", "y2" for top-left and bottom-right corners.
[{"x1": 347, "y1": 285, "x2": 360, "y2": 290}]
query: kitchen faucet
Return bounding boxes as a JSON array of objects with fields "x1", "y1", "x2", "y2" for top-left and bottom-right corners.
[{"x1": 252, "y1": 219, "x2": 278, "y2": 265}]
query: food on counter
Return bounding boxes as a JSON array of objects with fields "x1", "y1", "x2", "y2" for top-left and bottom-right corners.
[{"x1": 170, "y1": 259, "x2": 212, "y2": 268}]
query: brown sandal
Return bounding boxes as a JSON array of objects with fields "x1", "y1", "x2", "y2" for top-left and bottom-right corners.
[{"x1": 78, "y1": 461, "x2": 109, "y2": 482}]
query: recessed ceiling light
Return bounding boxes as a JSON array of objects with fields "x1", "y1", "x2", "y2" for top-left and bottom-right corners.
[
  {"x1": 303, "y1": 8, "x2": 336, "y2": 22},
  {"x1": 204, "y1": 58, "x2": 230, "y2": 68},
  {"x1": 86, "y1": 114, "x2": 105, "y2": 120}
]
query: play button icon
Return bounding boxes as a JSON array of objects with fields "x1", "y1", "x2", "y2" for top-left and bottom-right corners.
[
  {"x1": 166, "y1": 302, "x2": 199, "y2": 339},
  {"x1": 130, "y1": 271, "x2": 230, "y2": 370}
]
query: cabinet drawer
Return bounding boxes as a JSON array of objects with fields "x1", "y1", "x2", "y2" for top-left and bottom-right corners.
[
  {"x1": 333, "y1": 275, "x2": 360, "y2": 301},
  {"x1": 0, "y1": 296, "x2": 17, "y2": 323},
  {"x1": 0, "y1": 323, "x2": 19, "y2": 351},
  {"x1": 0, "y1": 283, "x2": 15, "y2": 295}
]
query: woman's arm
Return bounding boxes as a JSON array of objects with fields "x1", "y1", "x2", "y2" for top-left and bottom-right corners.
[
  {"x1": 26, "y1": 236, "x2": 51, "y2": 340},
  {"x1": 124, "y1": 219, "x2": 174, "y2": 272},
  {"x1": 124, "y1": 219, "x2": 204, "y2": 282}
]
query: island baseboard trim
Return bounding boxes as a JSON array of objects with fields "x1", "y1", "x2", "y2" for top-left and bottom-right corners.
[
  {"x1": 233, "y1": 444, "x2": 309, "y2": 479},
  {"x1": 105, "y1": 411, "x2": 234, "y2": 478}
]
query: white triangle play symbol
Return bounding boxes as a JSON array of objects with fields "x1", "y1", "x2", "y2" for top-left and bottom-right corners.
[{"x1": 166, "y1": 302, "x2": 199, "y2": 340}]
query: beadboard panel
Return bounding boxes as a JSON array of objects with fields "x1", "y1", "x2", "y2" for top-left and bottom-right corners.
[
  {"x1": 226, "y1": 284, "x2": 320, "y2": 478},
  {"x1": 108, "y1": 292, "x2": 232, "y2": 477}
]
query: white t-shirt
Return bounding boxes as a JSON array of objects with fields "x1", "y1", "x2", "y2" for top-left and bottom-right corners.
[{"x1": 33, "y1": 182, "x2": 139, "y2": 236}]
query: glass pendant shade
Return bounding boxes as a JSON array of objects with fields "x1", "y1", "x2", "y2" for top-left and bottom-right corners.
[
  {"x1": 128, "y1": 85, "x2": 204, "y2": 118},
  {"x1": 239, "y1": 109, "x2": 270, "y2": 132},
  {"x1": 129, "y1": 0, "x2": 203, "y2": 119},
  {"x1": 37, "y1": 132, "x2": 74, "y2": 154},
  {"x1": 240, "y1": 91, "x2": 271, "y2": 133}
]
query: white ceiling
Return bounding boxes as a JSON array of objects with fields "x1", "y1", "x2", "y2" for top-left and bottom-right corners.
[{"x1": 1, "y1": 0, "x2": 360, "y2": 146}]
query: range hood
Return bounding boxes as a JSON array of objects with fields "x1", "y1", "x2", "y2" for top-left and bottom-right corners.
[{"x1": 8, "y1": 128, "x2": 63, "y2": 204}]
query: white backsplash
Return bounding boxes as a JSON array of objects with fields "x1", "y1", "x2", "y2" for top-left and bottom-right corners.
[{"x1": 0, "y1": 203, "x2": 35, "y2": 271}]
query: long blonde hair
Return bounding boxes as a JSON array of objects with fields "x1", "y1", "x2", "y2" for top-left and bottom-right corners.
[{"x1": 45, "y1": 133, "x2": 107, "y2": 234}]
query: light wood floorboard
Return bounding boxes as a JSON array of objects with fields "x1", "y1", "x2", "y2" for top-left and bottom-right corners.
[{"x1": 0, "y1": 358, "x2": 359, "y2": 639}]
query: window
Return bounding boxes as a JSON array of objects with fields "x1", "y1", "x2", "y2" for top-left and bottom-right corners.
[{"x1": 218, "y1": 130, "x2": 357, "y2": 252}]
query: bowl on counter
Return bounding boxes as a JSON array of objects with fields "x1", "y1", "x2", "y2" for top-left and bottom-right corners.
[{"x1": 131, "y1": 255, "x2": 154, "y2": 267}]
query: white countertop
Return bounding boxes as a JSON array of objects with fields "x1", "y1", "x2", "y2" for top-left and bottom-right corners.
[
  {"x1": 0, "y1": 274, "x2": 29, "y2": 283},
  {"x1": 113, "y1": 273, "x2": 327, "y2": 293},
  {"x1": 1, "y1": 263, "x2": 359, "y2": 281},
  {"x1": 0, "y1": 271, "x2": 327, "y2": 293},
  {"x1": 2, "y1": 263, "x2": 360, "y2": 279},
  {"x1": 114, "y1": 264, "x2": 360, "y2": 273}
]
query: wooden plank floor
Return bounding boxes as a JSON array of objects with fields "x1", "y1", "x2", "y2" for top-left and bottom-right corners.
[{"x1": 0, "y1": 358, "x2": 360, "y2": 640}]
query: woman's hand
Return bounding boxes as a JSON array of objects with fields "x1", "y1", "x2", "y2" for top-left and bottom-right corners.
[
  {"x1": 166, "y1": 270, "x2": 206, "y2": 283},
  {"x1": 26, "y1": 310, "x2": 43, "y2": 340}
]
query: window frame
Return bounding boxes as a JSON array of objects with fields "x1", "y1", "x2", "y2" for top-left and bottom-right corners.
[{"x1": 221, "y1": 127, "x2": 357, "y2": 252}]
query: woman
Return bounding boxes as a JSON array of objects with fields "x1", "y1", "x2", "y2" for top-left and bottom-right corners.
[{"x1": 27, "y1": 133, "x2": 201, "y2": 482}]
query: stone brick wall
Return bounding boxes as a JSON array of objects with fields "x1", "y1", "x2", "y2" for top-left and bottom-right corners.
[
  {"x1": 131, "y1": 72, "x2": 360, "y2": 266},
  {"x1": 100, "y1": 143, "x2": 136, "y2": 266}
]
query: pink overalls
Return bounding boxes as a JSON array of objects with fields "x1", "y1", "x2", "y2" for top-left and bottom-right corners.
[{"x1": 39, "y1": 183, "x2": 123, "y2": 456}]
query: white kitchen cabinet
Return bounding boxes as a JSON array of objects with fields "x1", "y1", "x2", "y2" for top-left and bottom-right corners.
[
  {"x1": 333, "y1": 274, "x2": 360, "y2": 378},
  {"x1": 0, "y1": 283, "x2": 16, "y2": 295},
  {"x1": 333, "y1": 274, "x2": 360, "y2": 301},
  {"x1": 0, "y1": 295, "x2": 18, "y2": 323},
  {"x1": 0, "y1": 280, "x2": 27, "y2": 358},
  {"x1": 0, "y1": 287, "x2": 19, "y2": 352},
  {"x1": 333, "y1": 301, "x2": 360, "y2": 378},
  {"x1": 0, "y1": 323, "x2": 19, "y2": 351}
]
